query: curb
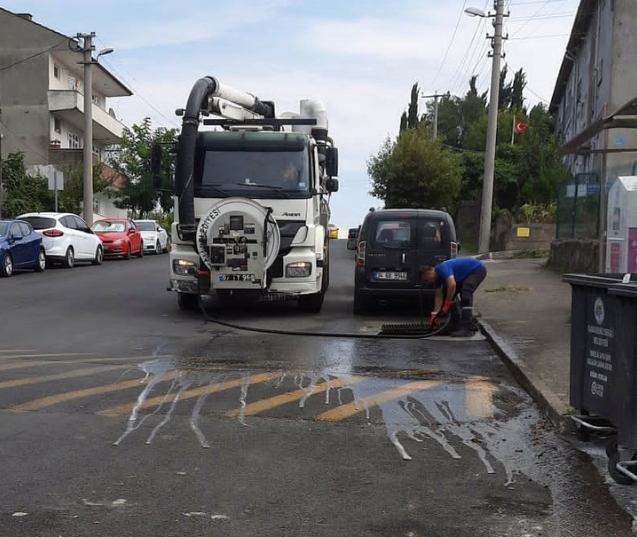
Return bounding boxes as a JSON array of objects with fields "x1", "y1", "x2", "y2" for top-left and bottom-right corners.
[{"x1": 479, "y1": 319, "x2": 573, "y2": 434}]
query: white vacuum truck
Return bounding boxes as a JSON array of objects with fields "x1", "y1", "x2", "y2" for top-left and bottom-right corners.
[{"x1": 152, "y1": 76, "x2": 339, "y2": 313}]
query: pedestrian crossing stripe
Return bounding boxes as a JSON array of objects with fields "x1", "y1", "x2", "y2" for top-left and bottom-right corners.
[
  {"x1": 0, "y1": 353, "x2": 93, "y2": 360},
  {"x1": 225, "y1": 376, "x2": 365, "y2": 418},
  {"x1": 96, "y1": 371, "x2": 281, "y2": 418},
  {"x1": 0, "y1": 365, "x2": 128, "y2": 391},
  {"x1": 0, "y1": 355, "x2": 171, "y2": 373}
]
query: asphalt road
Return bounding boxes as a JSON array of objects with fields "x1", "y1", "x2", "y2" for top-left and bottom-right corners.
[{"x1": 0, "y1": 240, "x2": 633, "y2": 536}]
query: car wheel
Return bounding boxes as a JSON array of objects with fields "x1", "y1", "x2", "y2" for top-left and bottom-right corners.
[
  {"x1": 124, "y1": 243, "x2": 131, "y2": 260},
  {"x1": 34, "y1": 249, "x2": 46, "y2": 272},
  {"x1": 156, "y1": 240, "x2": 161, "y2": 255},
  {"x1": 137, "y1": 243, "x2": 144, "y2": 258},
  {"x1": 298, "y1": 292, "x2": 324, "y2": 313},
  {"x1": 62, "y1": 247, "x2": 75, "y2": 269},
  {"x1": 178, "y1": 292, "x2": 200, "y2": 311},
  {"x1": 92, "y1": 245, "x2": 103, "y2": 266},
  {"x1": 1, "y1": 253, "x2": 14, "y2": 277}
]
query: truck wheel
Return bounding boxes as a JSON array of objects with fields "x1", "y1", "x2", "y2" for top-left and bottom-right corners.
[
  {"x1": 299, "y1": 292, "x2": 324, "y2": 313},
  {"x1": 321, "y1": 246, "x2": 330, "y2": 293},
  {"x1": 178, "y1": 292, "x2": 199, "y2": 311}
]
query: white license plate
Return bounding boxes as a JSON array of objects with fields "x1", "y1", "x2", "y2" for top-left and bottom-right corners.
[
  {"x1": 219, "y1": 274, "x2": 255, "y2": 282},
  {"x1": 374, "y1": 271, "x2": 407, "y2": 281}
]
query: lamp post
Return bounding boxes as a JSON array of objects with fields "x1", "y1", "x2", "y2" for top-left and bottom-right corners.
[
  {"x1": 465, "y1": 0, "x2": 506, "y2": 254},
  {"x1": 77, "y1": 32, "x2": 113, "y2": 226}
]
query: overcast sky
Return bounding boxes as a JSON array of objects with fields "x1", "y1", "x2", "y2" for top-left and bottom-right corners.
[{"x1": 4, "y1": 0, "x2": 579, "y2": 230}]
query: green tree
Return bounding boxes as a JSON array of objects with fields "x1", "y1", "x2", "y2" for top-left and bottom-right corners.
[
  {"x1": 56, "y1": 162, "x2": 109, "y2": 215},
  {"x1": 368, "y1": 126, "x2": 463, "y2": 210},
  {"x1": 399, "y1": 83, "x2": 422, "y2": 132},
  {"x1": 1, "y1": 152, "x2": 53, "y2": 218},
  {"x1": 108, "y1": 118, "x2": 177, "y2": 218}
]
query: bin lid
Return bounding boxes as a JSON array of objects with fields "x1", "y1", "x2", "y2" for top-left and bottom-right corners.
[
  {"x1": 562, "y1": 273, "x2": 626, "y2": 288},
  {"x1": 609, "y1": 282, "x2": 637, "y2": 297}
]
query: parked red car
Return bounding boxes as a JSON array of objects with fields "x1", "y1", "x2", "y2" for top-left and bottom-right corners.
[{"x1": 91, "y1": 219, "x2": 144, "y2": 260}]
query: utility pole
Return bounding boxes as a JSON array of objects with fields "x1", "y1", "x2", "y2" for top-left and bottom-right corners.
[
  {"x1": 0, "y1": 130, "x2": 3, "y2": 219},
  {"x1": 78, "y1": 32, "x2": 95, "y2": 226},
  {"x1": 421, "y1": 93, "x2": 440, "y2": 139},
  {"x1": 477, "y1": 0, "x2": 506, "y2": 254}
]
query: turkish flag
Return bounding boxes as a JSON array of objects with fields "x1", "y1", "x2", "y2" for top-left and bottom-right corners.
[{"x1": 514, "y1": 119, "x2": 528, "y2": 134}]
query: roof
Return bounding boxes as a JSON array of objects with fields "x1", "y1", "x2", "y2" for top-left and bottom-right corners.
[
  {"x1": 365, "y1": 208, "x2": 452, "y2": 219},
  {"x1": 549, "y1": 0, "x2": 597, "y2": 114}
]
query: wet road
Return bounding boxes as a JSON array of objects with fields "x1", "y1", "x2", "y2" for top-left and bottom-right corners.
[{"x1": 0, "y1": 241, "x2": 634, "y2": 536}]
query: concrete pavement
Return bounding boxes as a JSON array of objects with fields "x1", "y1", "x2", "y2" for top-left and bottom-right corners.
[{"x1": 473, "y1": 255, "x2": 573, "y2": 431}]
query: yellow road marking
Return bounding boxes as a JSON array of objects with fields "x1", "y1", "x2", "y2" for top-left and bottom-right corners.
[
  {"x1": 13, "y1": 371, "x2": 181, "y2": 412},
  {"x1": 465, "y1": 378, "x2": 498, "y2": 418},
  {"x1": 225, "y1": 376, "x2": 364, "y2": 418},
  {"x1": 97, "y1": 372, "x2": 280, "y2": 418},
  {"x1": 0, "y1": 353, "x2": 96, "y2": 360},
  {"x1": 0, "y1": 349, "x2": 35, "y2": 354},
  {"x1": 0, "y1": 355, "x2": 171, "y2": 372},
  {"x1": 0, "y1": 365, "x2": 130, "y2": 391},
  {"x1": 316, "y1": 380, "x2": 447, "y2": 422}
]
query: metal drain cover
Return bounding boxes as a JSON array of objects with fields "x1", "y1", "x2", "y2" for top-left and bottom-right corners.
[{"x1": 379, "y1": 322, "x2": 431, "y2": 335}]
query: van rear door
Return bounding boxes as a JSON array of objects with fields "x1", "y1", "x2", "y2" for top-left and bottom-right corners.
[
  {"x1": 416, "y1": 216, "x2": 451, "y2": 268},
  {"x1": 364, "y1": 216, "x2": 418, "y2": 288}
]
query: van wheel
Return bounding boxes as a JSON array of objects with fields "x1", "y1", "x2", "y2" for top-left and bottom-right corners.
[
  {"x1": 299, "y1": 292, "x2": 324, "y2": 313},
  {"x1": 353, "y1": 289, "x2": 367, "y2": 315},
  {"x1": 178, "y1": 292, "x2": 199, "y2": 311}
]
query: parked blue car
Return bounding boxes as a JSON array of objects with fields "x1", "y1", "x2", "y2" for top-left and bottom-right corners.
[{"x1": 0, "y1": 219, "x2": 47, "y2": 277}]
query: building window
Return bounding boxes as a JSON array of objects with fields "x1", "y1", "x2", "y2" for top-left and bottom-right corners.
[
  {"x1": 68, "y1": 131, "x2": 80, "y2": 149},
  {"x1": 92, "y1": 146, "x2": 101, "y2": 161},
  {"x1": 54, "y1": 118, "x2": 61, "y2": 133},
  {"x1": 92, "y1": 94, "x2": 100, "y2": 107},
  {"x1": 53, "y1": 64, "x2": 60, "y2": 79},
  {"x1": 68, "y1": 76, "x2": 78, "y2": 91}
]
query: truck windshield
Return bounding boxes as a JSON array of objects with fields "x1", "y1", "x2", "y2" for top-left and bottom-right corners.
[{"x1": 197, "y1": 149, "x2": 311, "y2": 199}]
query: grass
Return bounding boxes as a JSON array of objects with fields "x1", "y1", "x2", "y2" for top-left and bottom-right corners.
[
  {"x1": 513, "y1": 249, "x2": 550, "y2": 259},
  {"x1": 484, "y1": 285, "x2": 530, "y2": 294}
]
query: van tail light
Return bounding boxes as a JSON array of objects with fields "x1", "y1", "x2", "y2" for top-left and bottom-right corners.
[
  {"x1": 356, "y1": 241, "x2": 366, "y2": 268},
  {"x1": 451, "y1": 242, "x2": 458, "y2": 258},
  {"x1": 43, "y1": 229, "x2": 64, "y2": 238}
]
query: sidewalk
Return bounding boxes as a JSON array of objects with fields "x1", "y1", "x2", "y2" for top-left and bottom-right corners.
[{"x1": 473, "y1": 255, "x2": 573, "y2": 431}]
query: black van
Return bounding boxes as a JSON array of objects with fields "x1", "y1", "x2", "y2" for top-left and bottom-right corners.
[{"x1": 353, "y1": 208, "x2": 459, "y2": 314}]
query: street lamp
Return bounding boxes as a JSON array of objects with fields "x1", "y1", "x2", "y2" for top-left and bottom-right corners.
[
  {"x1": 78, "y1": 33, "x2": 114, "y2": 226},
  {"x1": 465, "y1": 0, "x2": 506, "y2": 255}
]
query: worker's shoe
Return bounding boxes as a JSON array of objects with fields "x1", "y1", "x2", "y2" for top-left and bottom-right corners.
[{"x1": 449, "y1": 327, "x2": 474, "y2": 338}]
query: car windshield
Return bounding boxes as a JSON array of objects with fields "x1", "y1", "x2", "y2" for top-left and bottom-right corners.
[
  {"x1": 20, "y1": 216, "x2": 56, "y2": 230},
  {"x1": 0, "y1": 222, "x2": 8, "y2": 236},
  {"x1": 92, "y1": 221, "x2": 126, "y2": 233},
  {"x1": 135, "y1": 222, "x2": 156, "y2": 232}
]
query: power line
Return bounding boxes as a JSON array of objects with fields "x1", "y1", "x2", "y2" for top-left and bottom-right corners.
[
  {"x1": 509, "y1": 0, "x2": 552, "y2": 37},
  {"x1": 429, "y1": 0, "x2": 468, "y2": 89},
  {"x1": 96, "y1": 38, "x2": 180, "y2": 129},
  {"x1": 0, "y1": 38, "x2": 68, "y2": 71},
  {"x1": 509, "y1": 33, "x2": 570, "y2": 39}
]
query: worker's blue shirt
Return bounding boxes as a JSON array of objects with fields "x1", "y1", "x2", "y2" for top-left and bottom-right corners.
[{"x1": 434, "y1": 258, "x2": 484, "y2": 286}]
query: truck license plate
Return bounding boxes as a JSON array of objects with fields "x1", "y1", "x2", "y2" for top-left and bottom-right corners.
[
  {"x1": 374, "y1": 271, "x2": 407, "y2": 281},
  {"x1": 219, "y1": 274, "x2": 255, "y2": 282}
]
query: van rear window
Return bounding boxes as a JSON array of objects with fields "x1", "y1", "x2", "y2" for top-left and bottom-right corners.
[{"x1": 373, "y1": 220, "x2": 414, "y2": 248}]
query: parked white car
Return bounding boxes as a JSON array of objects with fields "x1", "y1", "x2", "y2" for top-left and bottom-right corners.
[
  {"x1": 17, "y1": 212, "x2": 103, "y2": 268},
  {"x1": 133, "y1": 220, "x2": 169, "y2": 254}
]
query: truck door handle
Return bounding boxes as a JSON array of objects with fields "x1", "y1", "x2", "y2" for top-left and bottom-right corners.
[{"x1": 402, "y1": 253, "x2": 406, "y2": 263}]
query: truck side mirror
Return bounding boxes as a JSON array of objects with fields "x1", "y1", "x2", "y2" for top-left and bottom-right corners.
[
  {"x1": 326, "y1": 147, "x2": 339, "y2": 177},
  {"x1": 151, "y1": 142, "x2": 163, "y2": 191},
  {"x1": 326, "y1": 178, "x2": 339, "y2": 193}
]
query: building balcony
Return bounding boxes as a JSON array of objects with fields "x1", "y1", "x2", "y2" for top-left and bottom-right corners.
[{"x1": 48, "y1": 89, "x2": 126, "y2": 145}]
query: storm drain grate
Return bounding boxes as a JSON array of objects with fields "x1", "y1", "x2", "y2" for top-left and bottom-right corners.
[{"x1": 379, "y1": 322, "x2": 432, "y2": 335}]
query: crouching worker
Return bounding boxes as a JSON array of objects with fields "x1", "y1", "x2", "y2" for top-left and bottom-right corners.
[{"x1": 418, "y1": 258, "x2": 487, "y2": 337}]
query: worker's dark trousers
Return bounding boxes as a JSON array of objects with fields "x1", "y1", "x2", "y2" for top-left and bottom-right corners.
[{"x1": 450, "y1": 267, "x2": 487, "y2": 331}]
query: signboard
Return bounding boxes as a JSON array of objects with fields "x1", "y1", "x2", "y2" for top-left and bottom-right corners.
[
  {"x1": 628, "y1": 228, "x2": 637, "y2": 273},
  {"x1": 614, "y1": 138, "x2": 626, "y2": 146}
]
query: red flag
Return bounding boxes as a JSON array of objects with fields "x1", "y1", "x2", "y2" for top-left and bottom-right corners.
[{"x1": 514, "y1": 119, "x2": 528, "y2": 134}]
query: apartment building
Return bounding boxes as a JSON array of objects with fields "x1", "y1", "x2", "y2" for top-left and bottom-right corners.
[
  {"x1": 550, "y1": 0, "x2": 637, "y2": 187},
  {"x1": 0, "y1": 8, "x2": 132, "y2": 218}
]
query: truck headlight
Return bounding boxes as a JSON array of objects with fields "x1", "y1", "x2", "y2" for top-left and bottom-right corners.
[
  {"x1": 285, "y1": 261, "x2": 312, "y2": 278},
  {"x1": 173, "y1": 259, "x2": 197, "y2": 276}
]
